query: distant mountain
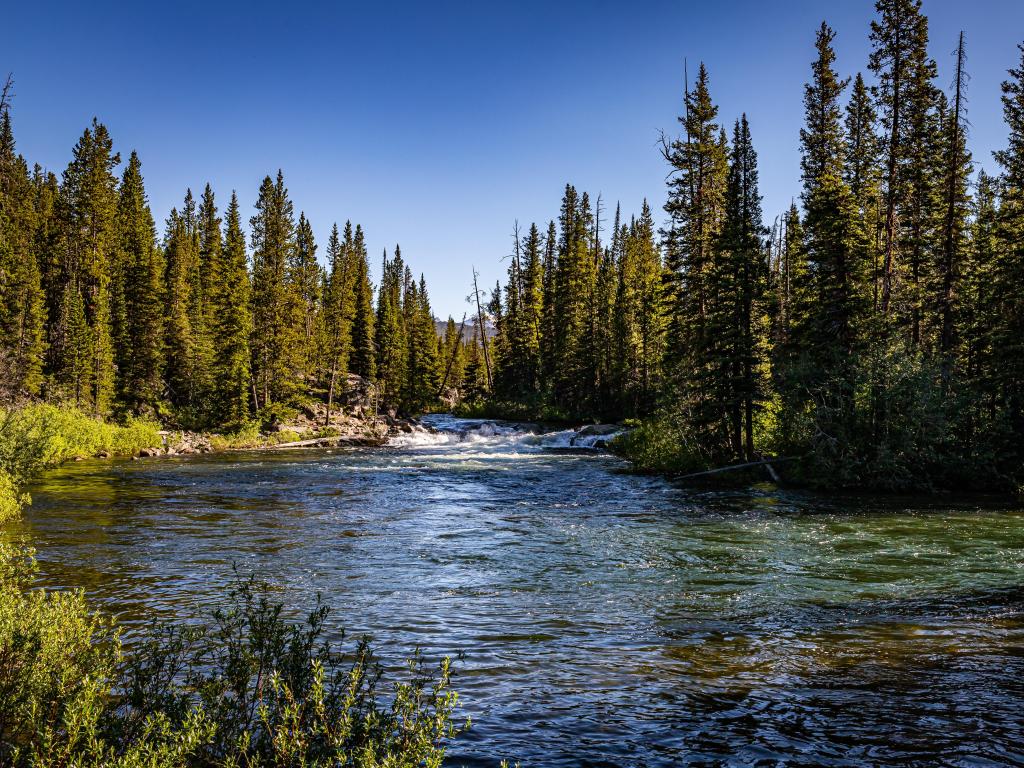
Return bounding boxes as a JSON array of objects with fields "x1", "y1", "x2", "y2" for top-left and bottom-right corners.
[{"x1": 433, "y1": 316, "x2": 496, "y2": 340}]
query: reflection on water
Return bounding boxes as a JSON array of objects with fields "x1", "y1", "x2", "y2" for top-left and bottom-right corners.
[{"x1": 11, "y1": 414, "x2": 1024, "y2": 766}]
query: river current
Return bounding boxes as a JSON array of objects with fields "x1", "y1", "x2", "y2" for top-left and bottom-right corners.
[{"x1": 16, "y1": 415, "x2": 1024, "y2": 766}]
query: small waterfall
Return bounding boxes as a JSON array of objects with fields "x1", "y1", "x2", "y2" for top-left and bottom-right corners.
[{"x1": 385, "y1": 415, "x2": 623, "y2": 453}]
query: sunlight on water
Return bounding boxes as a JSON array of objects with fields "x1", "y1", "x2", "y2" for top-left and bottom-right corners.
[{"x1": 12, "y1": 415, "x2": 1024, "y2": 767}]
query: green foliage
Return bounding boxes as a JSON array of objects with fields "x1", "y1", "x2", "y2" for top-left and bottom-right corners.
[
  {"x1": 0, "y1": 404, "x2": 161, "y2": 483},
  {"x1": 0, "y1": 549, "x2": 465, "y2": 767}
]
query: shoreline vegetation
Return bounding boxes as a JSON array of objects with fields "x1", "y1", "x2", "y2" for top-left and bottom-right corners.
[{"x1": 0, "y1": 406, "x2": 467, "y2": 766}]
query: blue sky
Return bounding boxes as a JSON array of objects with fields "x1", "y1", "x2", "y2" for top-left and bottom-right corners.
[{"x1": 6, "y1": 0, "x2": 1024, "y2": 317}]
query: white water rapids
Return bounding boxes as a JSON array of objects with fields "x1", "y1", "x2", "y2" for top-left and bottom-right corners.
[{"x1": 385, "y1": 413, "x2": 623, "y2": 452}]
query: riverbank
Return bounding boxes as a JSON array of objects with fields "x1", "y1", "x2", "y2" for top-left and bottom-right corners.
[{"x1": 0, "y1": 403, "x2": 466, "y2": 766}]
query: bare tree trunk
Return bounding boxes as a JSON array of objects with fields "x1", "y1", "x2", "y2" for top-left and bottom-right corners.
[{"x1": 472, "y1": 268, "x2": 492, "y2": 390}]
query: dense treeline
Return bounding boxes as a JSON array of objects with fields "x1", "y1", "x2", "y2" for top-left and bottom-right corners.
[
  {"x1": 485, "y1": 1, "x2": 1024, "y2": 491},
  {"x1": 0, "y1": 82, "x2": 458, "y2": 427}
]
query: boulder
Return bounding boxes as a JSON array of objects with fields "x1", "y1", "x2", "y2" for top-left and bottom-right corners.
[{"x1": 577, "y1": 424, "x2": 620, "y2": 437}]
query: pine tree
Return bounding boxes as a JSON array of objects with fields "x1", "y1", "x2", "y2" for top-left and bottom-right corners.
[
  {"x1": 800, "y1": 24, "x2": 870, "y2": 383},
  {"x1": 520, "y1": 222, "x2": 544, "y2": 395},
  {"x1": 191, "y1": 184, "x2": 220, "y2": 414},
  {"x1": 212, "y1": 192, "x2": 253, "y2": 425},
  {"x1": 375, "y1": 247, "x2": 407, "y2": 408},
  {"x1": 870, "y1": 0, "x2": 939, "y2": 334},
  {"x1": 992, "y1": 43, "x2": 1024, "y2": 453},
  {"x1": 539, "y1": 220, "x2": 558, "y2": 391},
  {"x1": 662, "y1": 63, "x2": 729, "y2": 377},
  {"x1": 53, "y1": 119, "x2": 120, "y2": 415},
  {"x1": 114, "y1": 151, "x2": 163, "y2": 413},
  {"x1": 292, "y1": 212, "x2": 323, "y2": 381},
  {"x1": 406, "y1": 274, "x2": 440, "y2": 412},
  {"x1": 0, "y1": 85, "x2": 45, "y2": 401},
  {"x1": 613, "y1": 201, "x2": 666, "y2": 416},
  {"x1": 250, "y1": 171, "x2": 303, "y2": 408},
  {"x1": 932, "y1": 32, "x2": 972, "y2": 381},
  {"x1": 551, "y1": 185, "x2": 596, "y2": 412},
  {"x1": 844, "y1": 73, "x2": 884, "y2": 312},
  {"x1": 349, "y1": 225, "x2": 375, "y2": 381},
  {"x1": 323, "y1": 222, "x2": 353, "y2": 419},
  {"x1": 162, "y1": 191, "x2": 204, "y2": 416},
  {"x1": 438, "y1": 316, "x2": 465, "y2": 395},
  {"x1": 713, "y1": 116, "x2": 768, "y2": 459}
]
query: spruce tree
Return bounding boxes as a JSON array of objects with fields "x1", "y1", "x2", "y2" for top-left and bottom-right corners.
[
  {"x1": 0, "y1": 88, "x2": 45, "y2": 401},
  {"x1": 349, "y1": 225, "x2": 376, "y2": 381},
  {"x1": 870, "y1": 0, "x2": 939, "y2": 334},
  {"x1": 53, "y1": 119, "x2": 120, "y2": 415},
  {"x1": 292, "y1": 212, "x2": 323, "y2": 381},
  {"x1": 114, "y1": 151, "x2": 163, "y2": 413},
  {"x1": 662, "y1": 63, "x2": 729, "y2": 379},
  {"x1": 992, "y1": 43, "x2": 1024, "y2": 454},
  {"x1": 250, "y1": 171, "x2": 303, "y2": 408},
  {"x1": 213, "y1": 192, "x2": 253, "y2": 425},
  {"x1": 375, "y1": 247, "x2": 407, "y2": 409},
  {"x1": 162, "y1": 202, "x2": 196, "y2": 413}
]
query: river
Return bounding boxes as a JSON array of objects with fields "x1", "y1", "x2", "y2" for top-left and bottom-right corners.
[{"x1": 15, "y1": 414, "x2": 1024, "y2": 766}]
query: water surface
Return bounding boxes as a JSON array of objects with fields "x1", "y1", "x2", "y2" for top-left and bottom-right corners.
[{"x1": 15, "y1": 415, "x2": 1024, "y2": 766}]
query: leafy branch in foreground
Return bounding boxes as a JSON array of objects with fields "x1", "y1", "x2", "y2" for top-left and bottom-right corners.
[{"x1": 0, "y1": 558, "x2": 467, "y2": 767}]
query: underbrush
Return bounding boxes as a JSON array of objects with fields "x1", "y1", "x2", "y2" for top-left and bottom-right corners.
[
  {"x1": 0, "y1": 549, "x2": 465, "y2": 767},
  {"x1": 0, "y1": 404, "x2": 162, "y2": 522}
]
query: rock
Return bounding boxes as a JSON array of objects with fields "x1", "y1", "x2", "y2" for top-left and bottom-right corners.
[
  {"x1": 97, "y1": 450, "x2": 111, "y2": 459},
  {"x1": 577, "y1": 424, "x2": 620, "y2": 437}
]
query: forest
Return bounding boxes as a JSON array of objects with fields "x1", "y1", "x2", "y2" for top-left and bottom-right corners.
[{"x1": 2, "y1": 0, "x2": 1024, "y2": 494}]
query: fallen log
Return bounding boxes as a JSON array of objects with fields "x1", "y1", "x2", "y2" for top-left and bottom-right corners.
[
  {"x1": 269, "y1": 434, "x2": 385, "y2": 449},
  {"x1": 672, "y1": 456, "x2": 797, "y2": 482}
]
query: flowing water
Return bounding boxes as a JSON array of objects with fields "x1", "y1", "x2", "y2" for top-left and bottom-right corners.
[{"x1": 14, "y1": 414, "x2": 1024, "y2": 766}]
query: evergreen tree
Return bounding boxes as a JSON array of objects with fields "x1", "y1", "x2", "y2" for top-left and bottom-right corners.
[
  {"x1": 114, "y1": 151, "x2": 163, "y2": 413},
  {"x1": 323, "y1": 222, "x2": 353, "y2": 417},
  {"x1": 870, "y1": 0, "x2": 939, "y2": 334},
  {"x1": 844, "y1": 73, "x2": 884, "y2": 312},
  {"x1": 349, "y1": 225, "x2": 376, "y2": 381},
  {"x1": 53, "y1": 119, "x2": 120, "y2": 415},
  {"x1": 662, "y1": 63, "x2": 729, "y2": 376},
  {"x1": 212, "y1": 192, "x2": 253, "y2": 424},
  {"x1": 800, "y1": 24, "x2": 870, "y2": 386},
  {"x1": 375, "y1": 247, "x2": 407, "y2": 408},
  {"x1": 992, "y1": 43, "x2": 1024, "y2": 457},
  {"x1": 0, "y1": 87, "x2": 45, "y2": 401},
  {"x1": 250, "y1": 171, "x2": 303, "y2": 408},
  {"x1": 405, "y1": 274, "x2": 440, "y2": 411},
  {"x1": 713, "y1": 116, "x2": 768, "y2": 460},
  {"x1": 292, "y1": 212, "x2": 323, "y2": 380},
  {"x1": 932, "y1": 32, "x2": 972, "y2": 380}
]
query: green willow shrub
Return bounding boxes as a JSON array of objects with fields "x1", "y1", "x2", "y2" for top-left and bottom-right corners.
[
  {"x1": 0, "y1": 551, "x2": 466, "y2": 767},
  {"x1": 0, "y1": 404, "x2": 162, "y2": 473},
  {"x1": 110, "y1": 575, "x2": 466, "y2": 767}
]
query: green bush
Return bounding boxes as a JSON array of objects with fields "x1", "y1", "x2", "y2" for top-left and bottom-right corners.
[
  {"x1": 0, "y1": 404, "x2": 162, "y2": 482},
  {"x1": 0, "y1": 551, "x2": 465, "y2": 767}
]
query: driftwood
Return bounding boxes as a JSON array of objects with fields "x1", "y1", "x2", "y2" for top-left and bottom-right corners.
[
  {"x1": 672, "y1": 457, "x2": 796, "y2": 482},
  {"x1": 269, "y1": 434, "x2": 384, "y2": 449}
]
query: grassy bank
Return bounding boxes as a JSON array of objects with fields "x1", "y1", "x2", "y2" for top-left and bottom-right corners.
[
  {"x1": 0, "y1": 404, "x2": 163, "y2": 523},
  {"x1": 0, "y1": 405, "x2": 465, "y2": 766}
]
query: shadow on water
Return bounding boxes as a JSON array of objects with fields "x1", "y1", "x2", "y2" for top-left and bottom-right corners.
[{"x1": 9, "y1": 415, "x2": 1024, "y2": 766}]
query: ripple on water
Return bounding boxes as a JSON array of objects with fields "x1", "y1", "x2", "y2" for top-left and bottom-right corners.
[{"x1": 13, "y1": 415, "x2": 1024, "y2": 766}]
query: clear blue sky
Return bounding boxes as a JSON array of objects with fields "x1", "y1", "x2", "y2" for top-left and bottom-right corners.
[{"x1": 6, "y1": 0, "x2": 1023, "y2": 317}]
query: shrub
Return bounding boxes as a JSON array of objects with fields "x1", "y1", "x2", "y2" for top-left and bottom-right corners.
[{"x1": 0, "y1": 554, "x2": 466, "y2": 767}]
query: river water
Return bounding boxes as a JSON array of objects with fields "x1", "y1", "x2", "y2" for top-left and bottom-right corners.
[{"x1": 15, "y1": 415, "x2": 1024, "y2": 766}]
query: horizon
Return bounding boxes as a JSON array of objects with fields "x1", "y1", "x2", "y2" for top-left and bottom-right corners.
[{"x1": 7, "y1": 0, "x2": 1024, "y2": 316}]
